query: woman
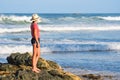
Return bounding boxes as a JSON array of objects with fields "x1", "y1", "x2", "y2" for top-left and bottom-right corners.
[{"x1": 30, "y1": 14, "x2": 41, "y2": 73}]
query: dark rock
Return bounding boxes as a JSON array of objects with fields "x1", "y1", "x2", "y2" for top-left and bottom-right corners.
[
  {"x1": 0, "y1": 63, "x2": 18, "y2": 72},
  {"x1": 15, "y1": 70, "x2": 39, "y2": 80},
  {"x1": 82, "y1": 74, "x2": 102, "y2": 80},
  {"x1": 7, "y1": 52, "x2": 30, "y2": 66},
  {"x1": 7, "y1": 52, "x2": 61, "y2": 70},
  {"x1": 0, "y1": 52, "x2": 81, "y2": 80}
]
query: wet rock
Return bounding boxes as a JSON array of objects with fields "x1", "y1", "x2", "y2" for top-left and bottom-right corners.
[
  {"x1": 82, "y1": 74, "x2": 102, "y2": 80},
  {"x1": 0, "y1": 52, "x2": 81, "y2": 80},
  {"x1": 7, "y1": 52, "x2": 61, "y2": 70},
  {"x1": 7, "y1": 52, "x2": 30, "y2": 66}
]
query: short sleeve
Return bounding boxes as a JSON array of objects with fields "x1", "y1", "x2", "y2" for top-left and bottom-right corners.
[{"x1": 33, "y1": 23, "x2": 38, "y2": 30}]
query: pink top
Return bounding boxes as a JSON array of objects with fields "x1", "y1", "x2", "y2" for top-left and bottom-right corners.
[{"x1": 30, "y1": 22, "x2": 40, "y2": 38}]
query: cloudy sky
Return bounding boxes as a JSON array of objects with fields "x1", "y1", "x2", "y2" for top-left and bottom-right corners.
[{"x1": 0, "y1": 0, "x2": 120, "y2": 13}]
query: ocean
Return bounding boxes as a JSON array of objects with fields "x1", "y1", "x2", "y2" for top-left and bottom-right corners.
[{"x1": 0, "y1": 13, "x2": 120, "y2": 75}]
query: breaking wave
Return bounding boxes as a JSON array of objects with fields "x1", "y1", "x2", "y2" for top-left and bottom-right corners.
[
  {"x1": 1, "y1": 14, "x2": 120, "y2": 25},
  {"x1": 0, "y1": 15, "x2": 31, "y2": 24},
  {"x1": 1, "y1": 41, "x2": 120, "y2": 54},
  {"x1": 1, "y1": 25, "x2": 120, "y2": 33},
  {"x1": 98, "y1": 16, "x2": 120, "y2": 21},
  {"x1": 0, "y1": 27, "x2": 29, "y2": 33}
]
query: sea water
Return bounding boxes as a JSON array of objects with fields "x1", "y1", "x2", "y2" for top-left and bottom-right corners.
[{"x1": 0, "y1": 13, "x2": 120, "y2": 75}]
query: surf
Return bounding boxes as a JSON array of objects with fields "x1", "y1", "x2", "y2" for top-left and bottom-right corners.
[
  {"x1": 98, "y1": 16, "x2": 120, "y2": 21},
  {"x1": 1, "y1": 25, "x2": 120, "y2": 34}
]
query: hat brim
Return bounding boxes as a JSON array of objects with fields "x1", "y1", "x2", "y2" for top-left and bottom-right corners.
[
  {"x1": 30, "y1": 18, "x2": 41, "y2": 22},
  {"x1": 31, "y1": 17, "x2": 40, "y2": 21}
]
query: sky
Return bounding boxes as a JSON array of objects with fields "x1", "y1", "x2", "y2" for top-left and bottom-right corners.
[{"x1": 0, "y1": 0, "x2": 120, "y2": 13}]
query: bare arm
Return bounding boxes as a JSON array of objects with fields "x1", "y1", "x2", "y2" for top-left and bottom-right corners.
[{"x1": 33, "y1": 29, "x2": 39, "y2": 47}]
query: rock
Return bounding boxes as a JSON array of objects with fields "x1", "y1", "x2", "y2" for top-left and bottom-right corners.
[
  {"x1": 0, "y1": 52, "x2": 81, "y2": 80},
  {"x1": 82, "y1": 74, "x2": 102, "y2": 80},
  {"x1": 81, "y1": 74, "x2": 116, "y2": 80},
  {"x1": 7, "y1": 52, "x2": 31, "y2": 66},
  {"x1": 15, "y1": 70, "x2": 39, "y2": 80},
  {"x1": 7, "y1": 52, "x2": 61, "y2": 70}
]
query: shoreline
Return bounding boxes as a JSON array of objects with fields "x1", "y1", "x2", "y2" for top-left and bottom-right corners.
[
  {"x1": 64, "y1": 68, "x2": 120, "y2": 80},
  {"x1": 0, "y1": 52, "x2": 82, "y2": 80},
  {"x1": 1, "y1": 55, "x2": 120, "y2": 80}
]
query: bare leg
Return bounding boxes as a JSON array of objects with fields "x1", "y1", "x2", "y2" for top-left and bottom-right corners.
[
  {"x1": 32, "y1": 44, "x2": 40, "y2": 73},
  {"x1": 36, "y1": 44, "x2": 41, "y2": 71}
]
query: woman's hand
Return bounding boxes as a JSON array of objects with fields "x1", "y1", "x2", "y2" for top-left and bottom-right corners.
[{"x1": 36, "y1": 42, "x2": 40, "y2": 48}]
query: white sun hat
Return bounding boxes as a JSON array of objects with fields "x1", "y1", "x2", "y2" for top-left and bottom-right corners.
[{"x1": 30, "y1": 14, "x2": 41, "y2": 22}]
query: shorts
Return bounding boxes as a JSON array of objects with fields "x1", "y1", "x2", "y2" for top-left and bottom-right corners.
[{"x1": 31, "y1": 38, "x2": 40, "y2": 44}]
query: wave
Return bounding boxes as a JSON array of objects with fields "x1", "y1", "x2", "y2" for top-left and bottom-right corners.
[
  {"x1": 0, "y1": 15, "x2": 90, "y2": 25},
  {"x1": 98, "y1": 16, "x2": 120, "y2": 21},
  {"x1": 41, "y1": 43, "x2": 120, "y2": 53},
  {"x1": 0, "y1": 27, "x2": 29, "y2": 33},
  {"x1": 40, "y1": 25, "x2": 120, "y2": 31},
  {"x1": 0, "y1": 15, "x2": 31, "y2": 24},
  {"x1": 0, "y1": 45, "x2": 52, "y2": 54},
  {"x1": 42, "y1": 41, "x2": 120, "y2": 53},
  {"x1": 1, "y1": 41, "x2": 120, "y2": 54},
  {"x1": 58, "y1": 17, "x2": 77, "y2": 21},
  {"x1": 0, "y1": 15, "x2": 80, "y2": 24},
  {"x1": 0, "y1": 45, "x2": 32, "y2": 54},
  {"x1": 57, "y1": 16, "x2": 120, "y2": 22},
  {"x1": 0, "y1": 14, "x2": 51, "y2": 24},
  {"x1": 1, "y1": 14, "x2": 120, "y2": 25},
  {"x1": 1, "y1": 25, "x2": 120, "y2": 33}
]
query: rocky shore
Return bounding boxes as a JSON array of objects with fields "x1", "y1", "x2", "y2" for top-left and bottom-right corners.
[
  {"x1": 0, "y1": 52, "x2": 119, "y2": 80},
  {"x1": 0, "y1": 52, "x2": 81, "y2": 80}
]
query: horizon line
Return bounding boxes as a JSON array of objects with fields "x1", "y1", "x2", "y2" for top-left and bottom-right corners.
[{"x1": 0, "y1": 12, "x2": 120, "y2": 14}]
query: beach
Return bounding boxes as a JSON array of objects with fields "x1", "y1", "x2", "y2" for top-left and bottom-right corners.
[{"x1": 0, "y1": 13, "x2": 120, "y2": 80}]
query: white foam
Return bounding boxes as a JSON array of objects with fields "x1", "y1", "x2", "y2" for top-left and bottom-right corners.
[
  {"x1": 64, "y1": 68, "x2": 120, "y2": 76},
  {"x1": 52, "y1": 41, "x2": 120, "y2": 52},
  {"x1": 40, "y1": 25, "x2": 120, "y2": 31},
  {"x1": 41, "y1": 47, "x2": 52, "y2": 53},
  {"x1": 108, "y1": 43, "x2": 120, "y2": 51},
  {"x1": 1, "y1": 41, "x2": 120, "y2": 55},
  {"x1": 0, "y1": 27, "x2": 29, "y2": 33},
  {"x1": 98, "y1": 16, "x2": 120, "y2": 21},
  {"x1": 0, "y1": 15, "x2": 31, "y2": 23},
  {"x1": 58, "y1": 17, "x2": 76, "y2": 21},
  {"x1": 42, "y1": 41, "x2": 120, "y2": 52},
  {"x1": 0, "y1": 45, "x2": 53, "y2": 55},
  {"x1": 0, "y1": 45, "x2": 32, "y2": 54},
  {"x1": 0, "y1": 25, "x2": 120, "y2": 33}
]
